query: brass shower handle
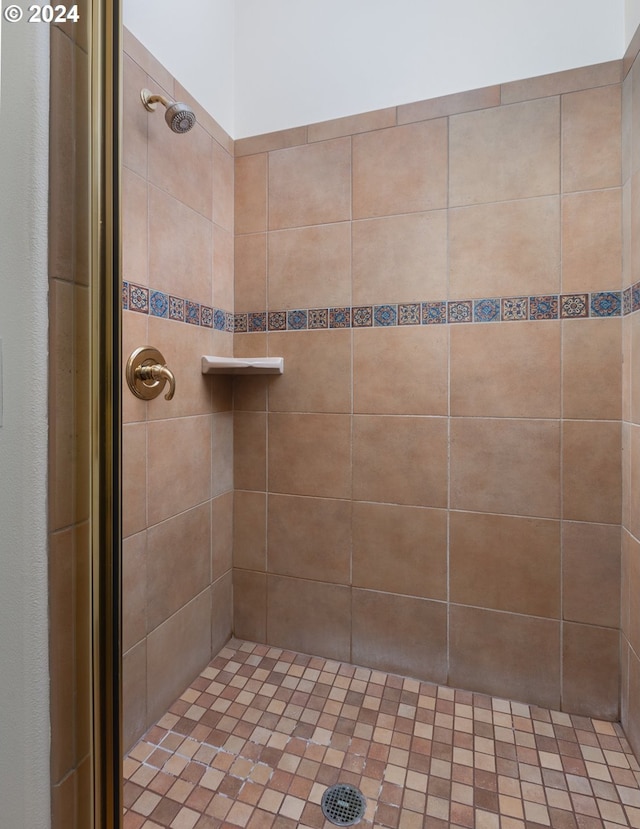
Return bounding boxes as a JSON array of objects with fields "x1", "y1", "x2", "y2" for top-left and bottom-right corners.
[{"x1": 126, "y1": 346, "x2": 176, "y2": 401}]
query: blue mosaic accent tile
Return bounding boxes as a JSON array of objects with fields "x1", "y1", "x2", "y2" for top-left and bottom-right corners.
[
  {"x1": 201, "y1": 306, "x2": 214, "y2": 328},
  {"x1": 185, "y1": 300, "x2": 200, "y2": 325},
  {"x1": 213, "y1": 309, "x2": 226, "y2": 330},
  {"x1": 374, "y1": 304, "x2": 397, "y2": 326},
  {"x1": 248, "y1": 312, "x2": 267, "y2": 332},
  {"x1": 233, "y1": 313, "x2": 247, "y2": 332},
  {"x1": 623, "y1": 287, "x2": 633, "y2": 316},
  {"x1": 308, "y1": 308, "x2": 328, "y2": 329},
  {"x1": 225, "y1": 312, "x2": 235, "y2": 333},
  {"x1": 352, "y1": 306, "x2": 373, "y2": 327},
  {"x1": 268, "y1": 311, "x2": 287, "y2": 331},
  {"x1": 169, "y1": 296, "x2": 184, "y2": 321},
  {"x1": 150, "y1": 290, "x2": 169, "y2": 318},
  {"x1": 329, "y1": 307, "x2": 351, "y2": 328},
  {"x1": 287, "y1": 309, "x2": 308, "y2": 330},
  {"x1": 398, "y1": 303, "x2": 421, "y2": 325},
  {"x1": 590, "y1": 291, "x2": 621, "y2": 317},
  {"x1": 422, "y1": 301, "x2": 447, "y2": 324},
  {"x1": 448, "y1": 300, "x2": 472, "y2": 323},
  {"x1": 529, "y1": 295, "x2": 558, "y2": 320},
  {"x1": 632, "y1": 282, "x2": 640, "y2": 312},
  {"x1": 129, "y1": 284, "x2": 149, "y2": 314},
  {"x1": 122, "y1": 281, "x2": 129, "y2": 310},
  {"x1": 474, "y1": 298, "x2": 500, "y2": 322},
  {"x1": 501, "y1": 297, "x2": 528, "y2": 321},
  {"x1": 560, "y1": 294, "x2": 588, "y2": 319}
]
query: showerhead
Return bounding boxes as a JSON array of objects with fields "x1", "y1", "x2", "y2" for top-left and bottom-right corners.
[{"x1": 140, "y1": 89, "x2": 197, "y2": 134}]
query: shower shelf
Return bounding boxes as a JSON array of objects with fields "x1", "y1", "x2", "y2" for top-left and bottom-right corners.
[{"x1": 201, "y1": 355, "x2": 284, "y2": 375}]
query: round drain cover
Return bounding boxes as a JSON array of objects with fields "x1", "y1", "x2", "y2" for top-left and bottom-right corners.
[{"x1": 321, "y1": 784, "x2": 366, "y2": 826}]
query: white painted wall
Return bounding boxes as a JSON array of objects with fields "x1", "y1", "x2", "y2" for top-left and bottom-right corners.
[
  {"x1": 627, "y1": 0, "x2": 640, "y2": 45},
  {"x1": 0, "y1": 16, "x2": 51, "y2": 829},
  {"x1": 124, "y1": 0, "x2": 625, "y2": 138},
  {"x1": 124, "y1": 0, "x2": 235, "y2": 135},
  {"x1": 234, "y1": 0, "x2": 624, "y2": 137}
]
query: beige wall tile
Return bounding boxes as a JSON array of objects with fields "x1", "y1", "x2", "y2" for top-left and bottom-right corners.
[
  {"x1": 562, "y1": 522, "x2": 621, "y2": 628},
  {"x1": 268, "y1": 413, "x2": 352, "y2": 499},
  {"x1": 235, "y1": 153, "x2": 267, "y2": 234},
  {"x1": 450, "y1": 512, "x2": 560, "y2": 617},
  {"x1": 233, "y1": 491, "x2": 267, "y2": 571},
  {"x1": 268, "y1": 222, "x2": 351, "y2": 310},
  {"x1": 123, "y1": 422, "x2": 148, "y2": 538},
  {"x1": 450, "y1": 606, "x2": 560, "y2": 709},
  {"x1": 353, "y1": 416, "x2": 448, "y2": 508},
  {"x1": 148, "y1": 184, "x2": 212, "y2": 302},
  {"x1": 354, "y1": 327, "x2": 448, "y2": 416},
  {"x1": 398, "y1": 85, "x2": 500, "y2": 124},
  {"x1": 122, "y1": 530, "x2": 147, "y2": 652},
  {"x1": 122, "y1": 309, "x2": 149, "y2": 425},
  {"x1": 213, "y1": 224, "x2": 234, "y2": 311},
  {"x1": 562, "y1": 623, "x2": 619, "y2": 719},
  {"x1": 624, "y1": 528, "x2": 640, "y2": 655},
  {"x1": 146, "y1": 317, "x2": 214, "y2": 420},
  {"x1": 268, "y1": 330, "x2": 352, "y2": 414},
  {"x1": 308, "y1": 107, "x2": 396, "y2": 142},
  {"x1": 562, "y1": 420, "x2": 621, "y2": 524},
  {"x1": 147, "y1": 415, "x2": 212, "y2": 525},
  {"x1": 561, "y1": 189, "x2": 622, "y2": 293},
  {"x1": 353, "y1": 120, "x2": 447, "y2": 218},
  {"x1": 451, "y1": 418, "x2": 560, "y2": 518},
  {"x1": 632, "y1": 171, "x2": 640, "y2": 285},
  {"x1": 234, "y1": 412, "x2": 266, "y2": 492},
  {"x1": 449, "y1": 197, "x2": 560, "y2": 299},
  {"x1": 632, "y1": 312, "x2": 640, "y2": 425},
  {"x1": 267, "y1": 576, "x2": 351, "y2": 661},
  {"x1": 562, "y1": 85, "x2": 622, "y2": 193},
  {"x1": 122, "y1": 53, "x2": 148, "y2": 177},
  {"x1": 49, "y1": 529, "x2": 75, "y2": 782},
  {"x1": 353, "y1": 211, "x2": 447, "y2": 304},
  {"x1": 211, "y1": 572, "x2": 233, "y2": 656},
  {"x1": 623, "y1": 644, "x2": 640, "y2": 759},
  {"x1": 212, "y1": 411, "x2": 234, "y2": 497},
  {"x1": 451, "y1": 321, "x2": 561, "y2": 418},
  {"x1": 501, "y1": 61, "x2": 621, "y2": 105},
  {"x1": 212, "y1": 491, "x2": 233, "y2": 580},
  {"x1": 146, "y1": 590, "x2": 212, "y2": 726},
  {"x1": 147, "y1": 503, "x2": 212, "y2": 631},
  {"x1": 235, "y1": 126, "x2": 307, "y2": 157},
  {"x1": 269, "y1": 138, "x2": 351, "y2": 229},
  {"x1": 123, "y1": 639, "x2": 147, "y2": 752},
  {"x1": 235, "y1": 233, "x2": 267, "y2": 312},
  {"x1": 563, "y1": 319, "x2": 622, "y2": 421},
  {"x1": 122, "y1": 167, "x2": 148, "y2": 285},
  {"x1": 212, "y1": 140, "x2": 234, "y2": 233},
  {"x1": 268, "y1": 494, "x2": 351, "y2": 583},
  {"x1": 148, "y1": 117, "x2": 214, "y2": 220},
  {"x1": 352, "y1": 590, "x2": 447, "y2": 683},
  {"x1": 352, "y1": 502, "x2": 447, "y2": 599},
  {"x1": 233, "y1": 570, "x2": 267, "y2": 643},
  {"x1": 450, "y1": 97, "x2": 560, "y2": 206}
]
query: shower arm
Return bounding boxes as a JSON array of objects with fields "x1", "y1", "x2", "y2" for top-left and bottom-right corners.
[{"x1": 141, "y1": 90, "x2": 170, "y2": 112}]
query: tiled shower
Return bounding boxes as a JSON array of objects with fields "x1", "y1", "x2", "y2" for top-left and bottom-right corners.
[{"x1": 121, "y1": 19, "x2": 640, "y2": 805}]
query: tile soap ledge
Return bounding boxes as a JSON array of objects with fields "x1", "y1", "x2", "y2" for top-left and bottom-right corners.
[{"x1": 201, "y1": 355, "x2": 284, "y2": 375}]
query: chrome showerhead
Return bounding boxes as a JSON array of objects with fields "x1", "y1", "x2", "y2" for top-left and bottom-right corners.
[{"x1": 141, "y1": 88, "x2": 197, "y2": 134}]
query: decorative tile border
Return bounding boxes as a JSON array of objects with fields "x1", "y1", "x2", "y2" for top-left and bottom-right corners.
[
  {"x1": 124, "y1": 281, "x2": 634, "y2": 333},
  {"x1": 123, "y1": 282, "x2": 235, "y2": 333}
]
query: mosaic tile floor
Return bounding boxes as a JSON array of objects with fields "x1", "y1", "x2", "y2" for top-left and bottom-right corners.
[{"x1": 124, "y1": 639, "x2": 640, "y2": 829}]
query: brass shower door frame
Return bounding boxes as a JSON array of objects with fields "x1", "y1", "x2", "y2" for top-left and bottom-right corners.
[{"x1": 90, "y1": 0, "x2": 122, "y2": 824}]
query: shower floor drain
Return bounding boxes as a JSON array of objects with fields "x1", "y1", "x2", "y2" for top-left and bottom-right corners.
[{"x1": 321, "y1": 783, "x2": 366, "y2": 826}]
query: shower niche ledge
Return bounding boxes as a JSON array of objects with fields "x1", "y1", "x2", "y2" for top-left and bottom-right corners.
[{"x1": 201, "y1": 355, "x2": 284, "y2": 375}]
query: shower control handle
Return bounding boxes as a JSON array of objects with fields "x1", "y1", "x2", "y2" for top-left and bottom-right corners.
[
  {"x1": 126, "y1": 346, "x2": 176, "y2": 401},
  {"x1": 136, "y1": 364, "x2": 176, "y2": 400}
]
